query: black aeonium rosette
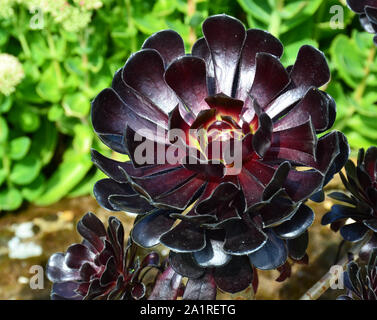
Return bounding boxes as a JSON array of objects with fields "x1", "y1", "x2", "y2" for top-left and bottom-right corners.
[
  {"x1": 347, "y1": 0, "x2": 377, "y2": 45},
  {"x1": 46, "y1": 213, "x2": 159, "y2": 300},
  {"x1": 91, "y1": 14, "x2": 348, "y2": 293},
  {"x1": 338, "y1": 248, "x2": 377, "y2": 300},
  {"x1": 322, "y1": 147, "x2": 377, "y2": 242}
]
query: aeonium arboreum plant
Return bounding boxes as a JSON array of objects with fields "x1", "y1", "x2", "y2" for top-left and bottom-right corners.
[
  {"x1": 90, "y1": 14, "x2": 349, "y2": 294},
  {"x1": 338, "y1": 248, "x2": 377, "y2": 300},
  {"x1": 347, "y1": 0, "x2": 377, "y2": 45},
  {"x1": 46, "y1": 213, "x2": 159, "y2": 300},
  {"x1": 322, "y1": 147, "x2": 377, "y2": 242}
]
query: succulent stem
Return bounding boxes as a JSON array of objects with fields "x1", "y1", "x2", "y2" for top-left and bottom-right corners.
[
  {"x1": 268, "y1": 0, "x2": 284, "y2": 37},
  {"x1": 17, "y1": 33, "x2": 31, "y2": 59},
  {"x1": 46, "y1": 29, "x2": 64, "y2": 89},
  {"x1": 125, "y1": 0, "x2": 137, "y2": 53},
  {"x1": 188, "y1": 0, "x2": 197, "y2": 48}
]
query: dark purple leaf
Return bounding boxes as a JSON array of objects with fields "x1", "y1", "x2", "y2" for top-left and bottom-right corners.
[
  {"x1": 65, "y1": 244, "x2": 95, "y2": 269},
  {"x1": 46, "y1": 253, "x2": 81, "y2": 283},
  {"x1": 122, "y1": 49, "x2": 179, "y2": 114},
  {"x1": 108, "y1": 194, "x2": 155, "y2": 214},
  {"x1": 290, "y1": 45, "x2": 330, "y2": 93},
  {"x1": 262, "y1": 161, "x2": 291, "y2": 200},
  {"x1": 183, "y1": 272, "x2": 217, "y2": 300},
  {"x1": 243, "y1": 159, "x2": 276, "y2": 187},
  {"x1": 236, "y1": 29, "x2": 283, "y2": 101},
  {"x1": 248, "y1": 230, "x2": 287, "y2": 270},
  {"x1": 238, "y1": 170, "x2": 265, "y2": 208},
  {"x1": 257, "y1": 191, "x2": 298, "y2": 228},
  {"x1": 169, "y1": 251, "x2": 205, "y2": 279},
  {"x1": 183, "y1": 156, "x2": 225, "y2": 178},
  {"x1": 321, "y1": 204, "x2": 366, "y2": 225},
  {"x1": 202, "y1": 14, "x2": 245, "y2": 96},
  {"x1": 274, "y1": 204, "x2": 314, "y2": 239},
  {"x1": 154, "y1": 175, "x2": 205, "y2": 210},
  {"x1": 364, "y1": 219, "x2": 377, "y2": 232},
  {"x1": 51, "y1": 281, "x2": 82, "y2": 300},
  {"x1": 100, "y1": 256, "x2": 118, "y2": 286},
  {"x1": 160, "y1": 221, "x2": 206, "y2": 252},
  {"x1": 364, "y1": 146, "x2": 377, "y2": 179},
  {"x1": 347, "y1": 0, "x2": 377, "y2": 13},
  {"x1": 165, "y1": 56, "x2": 209, "y2": 116},
  {"x1": 142, "y1": 30, "x2": 185, "y2": 67},
  {"x1": 222, "y1": 218, "x2": 267, "y2": 255},
  {"x1": 192, "y1": 37, "x2": 216, "y2": 95},
  {"x1": 149, "y1": 266, "x2": 183, "y2": 300},
  {"x1": 340, "y1": 223, "x2": 369, "y2": 242},
  {"x1": 328, "y1": 192, "x2": 357, "y2": 205},
  {"x1": 250, "y1": 53, "x2": 289, "y2": 108},
  {"x1": 193, "y1": 237, "x2": 231, "y2": 268},
  {"x1": 92, "y1": 88, "x2": 167, "y2": 145},
  {"x1": 131, "y1": 283, "x2": 146, "y2": 300},
  {"x1": 77, "y1": 213, "x2": 106, "y2": 252},
  {"x1": 287, "y1": 231, "x2": 309, "y2": 260},
  {"x1": 283, "y1": 169, "x2": 323, "y2": 202},
  {"x1": 131, "y1": 210, "x2": 176, "y2": 248},
  {"x1": 93, "y1": 179, "x2": 136, "y2": 211},
  {"x1": 213, "y1": 256, "x2": 253, "y2": 294},
  {"x1": 274, "y1": 88, "x2": 329, "y2": 132},
  {"x1": 130, "y1": 167, "x2": 196, "y2": 200},
  {"x1": 275, "y1": 262, "x2": 292, "y2": 282},
  {"x1": 196, "y1": 182, "x2": 239, "y2": 214},
  {"x1": 252, "y1": 112, "x2": 273, "y2": 158},
  {"x1": 272, "y1": 119, "x2": 317, "y2": 157}
]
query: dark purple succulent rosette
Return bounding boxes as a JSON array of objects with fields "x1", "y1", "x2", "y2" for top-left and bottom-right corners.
[
  {"x1": 347, "y1": 0, "x2": 377, "y2": 45},
  {"x1": 46, "y1": 213, "x2": 159, "y2": 300},
  {"x1": 322, "y1": 147, "x2": 377, "y2": 242},
  {"x1": 91, "y1": 14, "x2": 348, "y2": 293},
  {"x1": 338, "y1": 248, "x2": 377, "y2": 300}
]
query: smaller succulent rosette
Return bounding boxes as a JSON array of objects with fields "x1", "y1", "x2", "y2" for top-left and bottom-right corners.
[
  {"x1": 322, "y1": 147, "x2": 377, "y2": 242},
  {"x1": 338, "y1": 248, "x2": 377, "y2": 300},
  {"x1": 347, "y1": 0, "x2": 377, "y2": 45},
  {"x1": 46, "y1": 212, "x2": 159, "y2": 300}
]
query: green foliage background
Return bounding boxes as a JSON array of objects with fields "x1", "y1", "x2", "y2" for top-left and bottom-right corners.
[{"x1": 0, "y1": 0, "x2": 375, "y2": 211}]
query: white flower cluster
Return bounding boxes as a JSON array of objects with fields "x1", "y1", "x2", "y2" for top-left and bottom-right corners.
[
  {"x1": 0, "y1": 0, "x2": 15, "y2": 18},
  {"x1": 0, "y1": 53, "x2": 25, "y2": 96},
  {"x1": 61, "y1": 7, "x2": 92, "y2": 32},
  {"x1": 73, "y1": 0, "x2": 103, "y2": 11},
  {"x1": 1, "y1": 0, "x2": 103, "y2": 32},
  {"x1": 39, "y1": 0, "x2": 103, "y2": 32}
]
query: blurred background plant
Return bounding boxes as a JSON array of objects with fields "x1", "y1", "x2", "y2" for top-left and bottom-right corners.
[{"x1": 0, "y1": 0, "x2": 375, "y2": 213}]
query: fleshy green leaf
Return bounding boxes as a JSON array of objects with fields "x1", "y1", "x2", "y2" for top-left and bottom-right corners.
[
  {"x1": 10, "y1": 155, "x2": 42, "y2": 185},
  {"x1": 0, "y1": 188, "x2": 23, "y2": 211},
  {"x1": 62, "y1": 93, "x2": 91, "y2": 118},
  {"x1": 34, "y1": 153, "x2": 92, "y2": 206},
  {"x1": 21, "y1": 174, "x2": 45, "y2": 202},
  {"x1": 9, "y1": 136, "x2": 31, "y2": 160},
  {"x1": 0, "y1": 117, "x2": 8, "y2": 143},
  {"x1": 30, "y1": 119, "x2": 58, "y2": 165},
  {"x1": 36, "y1": 64, "x2": 62, "y2": 103},
  {"x1": 330, "y1": 34, "x2": 368, "y2": 89}
]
